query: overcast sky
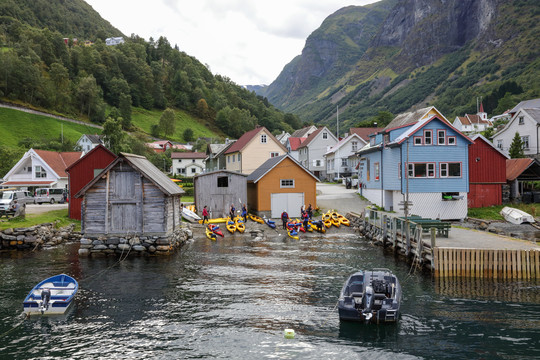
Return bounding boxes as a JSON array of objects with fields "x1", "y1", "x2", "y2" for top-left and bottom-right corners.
[{"x1": 85, "y1": 0, "x2": 378, "y2": 86}]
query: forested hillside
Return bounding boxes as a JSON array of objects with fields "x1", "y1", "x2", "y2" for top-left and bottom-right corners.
[
  {"x1": 0, "y1": 0, "x2": 300, "y2": 144},
  {"x1": 262, "y1": 0, "x2": 540, "y2": 131}
]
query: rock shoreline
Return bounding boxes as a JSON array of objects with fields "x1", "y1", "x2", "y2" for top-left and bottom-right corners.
[{"x1": 0, "y1": 222, "x2": 79, "y2": 251}]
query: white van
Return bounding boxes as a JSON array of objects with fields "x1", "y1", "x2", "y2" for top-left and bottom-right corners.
[
  {"x1": 34, "y1": 188, "x2": 66, "y2": 204},
  {"x1": 0, "y1": 190, "x2": 34, "y2": 211}
]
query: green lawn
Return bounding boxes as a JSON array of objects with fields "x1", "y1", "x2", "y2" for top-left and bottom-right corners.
[
  {"x1": 131, "y1": 107, "x2": 222, "y2": 142},
  {"x1": 0, "y1": 107, "x2": 101, "y2": 148},
  {"x1": 468, "y1": 203, "x2": 540, "y2": 221},
  {"x1": 0, "y1": 209, "x2": 80, "y2": 231}
]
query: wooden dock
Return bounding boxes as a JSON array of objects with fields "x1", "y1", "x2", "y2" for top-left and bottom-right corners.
[{"x1": 353, "y1": 208, "x2": 540, "y2": 279}]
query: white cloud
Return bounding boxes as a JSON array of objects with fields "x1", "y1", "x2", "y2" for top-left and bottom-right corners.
[{"x1": 85, "y1": 0, "x2": 378, "y2": 85}]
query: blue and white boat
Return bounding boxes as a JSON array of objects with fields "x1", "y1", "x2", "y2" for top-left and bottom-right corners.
[
  {"x1": 338, "y1": 268, "x2": 401, "y2": 323},
  {"x1": 264, "y1": 217, "x2": 276, "y2": 229},
  {"x1": 23, "y1": 274, "x2": 78, "y2": 315}
]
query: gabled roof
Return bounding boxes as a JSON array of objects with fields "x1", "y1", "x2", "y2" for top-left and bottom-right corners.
[
  {"x1": 247, "y1": 154, "x2": 319, "y2": 183},
  {"x1": 391, "y1": 115, "x2": 473, "y2": 145},
  {"x1": 291, "y1": 125, "x2": 317, "y2": 138},
  {"x1": 207, "y1": 143, "x2": 228, "y2": 156},
  {"x1": 325, "y1": 133, "x2": 364, "y2": 155},
  {"x1": 506, "y1": 158, "x2": 536, "y2": 181},
  {"x1": 384, "y1": 106, "x2": 448, "y2": 131},
  {"x1": 493, "y1": 108, "x2": 540, "y2": 138},
  {"x1": 224, "y1": 126, "x2": 286, "y2": 154},
  {"x1": 455, "y1": 114, "x2": 490, "y2": 126},
  {"x1": 287, "y1": 137, "x2": 306, "y2": 151},
  {"x1": 75, "y1": 153, "x2": 184, "y2": 198},
  {"x1": 34, "y1": 150, "x2": 83, "y2": 177},
  {"x1": 298, "y1": 127, "x2": 337, "y2": 148},
  {"x1": 349, "y1": 127, "x2": 384, "y2": 141},
  {"x1": 194, "y1": 170, "x2": 248, "y2": 179},
  {"x1": 509, "y1": 98, "x2": 540, "y2": 114},
  {"x1": 82, "y1": 134, "x2": 103, "y2": 144},
  {"x1": 66, "y1": 144, "x2": 117, "y2": 172},
  {"x1": 171, "y1": 152, "x2": 207, "y2": 159},
  {"x1": 469, "y1": 134, "x2": 509, "y2": 159}
]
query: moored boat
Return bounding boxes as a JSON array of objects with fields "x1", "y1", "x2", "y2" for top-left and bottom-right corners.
[
  {"x1": 264, "y1": 217, "x2": 276, "y2": 229},
  {"x1": 338, "y1": 268, "x2": 401, "y2": 324},
  {"x1": 182, "y1": 207, "x2": 201, "y2": 223},
  {"x1": 249, "y1": 214, "x2": 264, "y2": 224},
  {"x1": 500, "y1": 206, "x2": 535, "y2": 225},
  {"x1": 23, "y1": 274, "x2": 78, "y2": 315},
  {"x1": 206, "y1": 227, "x2": 217, "y2": 240},
  {"x1": 226, "y1": 217, "x2": 237, "y2": 233},
  {"x1": 198, "y1": 217, "x2": 228, "y2": 224},
  {"x1": 235, "y1": 217, "x2": 246, "y2": 233},
  {"x1": 287, "y1": 228, "x2": 299, "y2": 240},
  {"x1": 208, "y1": 224, "x2": 224, "y2": 237}
]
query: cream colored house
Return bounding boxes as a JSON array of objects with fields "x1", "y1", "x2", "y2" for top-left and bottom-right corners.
[{"x1": 224, "y1": 126, "x2": 288, "y2": 174}]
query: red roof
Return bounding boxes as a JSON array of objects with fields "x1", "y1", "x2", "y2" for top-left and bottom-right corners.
[
  {"x1": 287, "y1": 137, "x2": 306, "y2": 151},
  {"x1": 349, "y1": 127, "x2": 384, "y2": 142},
  {"x1": 34, "y1": 150, "x2": 82, "y2": 177},
  {"x1": 171, "y1": 152, "x2": 206, "y2": 159},
  {"x1": 225, "y1": 127, "x2": 286, "y2": 154},
  {"x1": 506, "y1": 158, "x2": 534, "y2": 181},
  {"x1": 298, "y1": 128, "x2": 323, "y2": 148}
]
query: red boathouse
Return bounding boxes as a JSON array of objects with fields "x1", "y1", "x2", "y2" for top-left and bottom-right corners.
[{"x1": 65, "y1": 145, "x2": 117, "y2": 220}]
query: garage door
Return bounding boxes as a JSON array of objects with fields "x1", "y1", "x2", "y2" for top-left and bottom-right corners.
[{"x1": 271, "y1": 193, "x2": 304, "y2": 218}]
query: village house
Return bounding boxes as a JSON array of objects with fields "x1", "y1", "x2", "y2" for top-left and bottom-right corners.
[
  {"x1": 205, "y1": 140, "x2": 235, "y2": 172},
  {"x1": 467, "y1": 134, "x2": 509, "y2": 208},
  {"x1": 357, "y1": 107, "x2": 473, "y2": 220},
  {"x1": 76, "y1": 152, "x2": 184, "y2": 237},
  {"x1": 324, "y1": 133, "x2": 366, "y2": 180},
  {"x1": 76, "y1": 134, "x2": 104, "y2": 153},
  {"x1": 452, "y1": 103, "x2": 491, "y2": 134},
  {"x1": 297, "y1": 127, "x2": 338, "y2": 180},
  {"x1": 1, "y1": 149, "x2": 82, "y2": 192},
  {"x1": 194, "y1": 170, "x2": 247, "y2": 218},
  {"x1": 105, "y1": 37, "x2": 125, "y2": 46},
  {"x1": 146, "y1": 140, "x2": 174, "y2": 153},
  {"x1": 224, "y1": 126, "x2": 287, "y2": 175},
  {"x1": 276, "y1": 130, "x2": 291, "y2": 144},
  {"x1": 506, "y1": 158, "x2": 540, "y2": 202},
  {"x1": 247, "y1": 154, "x2": 318, "y2": 218},
  {"x1": 285, "y1": 136, "x2": 306, "y2": 161},
  {"x1": 492, "y1": 108, "x2": 540, "y2": 157},
  {"x1": 349, "y1": 127, "x2": 384, "y2": 143},
  {"x1": 65, "y1": 144, "x2": 117, "y2": 220},
  {"x1": 171, "y1": 152, "x2": 207, "y2": 177}
]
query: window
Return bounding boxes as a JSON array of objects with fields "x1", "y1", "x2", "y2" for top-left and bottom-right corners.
[
  {"x1": 192, "y1": 159, "x2": 195, "y2": 163},
  {"x1": 519, "y1": 116, "x2": 524, "y2": 125},
  {"x1": 238, "y1": 153, "x2": 241, "y2": 161},
  {"x1": 424, "y1": 130, "x2": 433, "y2": 145},
  {"x1": 227, "y1": 156, "x2": 230, "y2": 163},
  {"x1": 352, "y1": 141, "x2": 358, "y2": 151},
  {"x1": 323, "y1": 132, "x2": 328, "y2": 139},
  {"x1": 217, "y1": 176, "x2": 229, "y2": 187},
  {"x1": 447, "y1": 137, "x2": 456, "y2": 145},
  {"x1": 191, "y1": 168, "x2": 196, "y2": 173},
  {"x1": 427, "y1": 163, "x2": 435, "y2": 177},
  {"x1": 261, "y1": 134, "x2": 267, "y2": 143},
  {"x1": 522, "y1": 136, "x2": 530, "y2": 150},
  {"x1": 437, "y1": 130, "x2": 446, "y2": 145},
  {"x1": 177, "y1": 159, "x2": 182, "y2": 163},
  {"x1": 280, "y1": 179, "x2": 294, "y2": 188},
  {"x1": 414, "y1": 137, "x2": 423, "y2": 145},
  {"x1": 341, "y1": 158, "x2": 348, "y2": 166},
  {"x1": 374, "y1": 162, "x2": 380, "y2": 181},
  {"x1": 35, "y1": 166, "x2": 47, "y2": 178},
  {"x1": 232, "y1": 155, "x2": 235, "y2": 163},
  {"x1": 315, "y1": 159, "x2": 321, "y2": 167},
  {"x1": 406, "y1": 163, "x2": 435, "y2": 178},
  {"x1": 497, "y1": 139, "x2": 503, "y2": 149},
  {"x1": 270, "y1": 152, "x2": 279, "y2": 158},
  {"x1": 440, "y1": 162, "x2": 461, "y2": 177}
]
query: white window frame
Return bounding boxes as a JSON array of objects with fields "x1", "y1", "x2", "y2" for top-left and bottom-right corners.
[
  {"x1": 440, "y1": 162, "x2": 461, "y2": 178},
  {"x1": 270, "y1": 152, "x2": 279, "y2": 158},
  {"x1": 261, "y1": 134, "x2": 267, "y2": 143},
  {"x1": 280, "y1": 179, "x2": 295, "y2": 188},
  {"x1": 352, "y1": 141, "x2": 358, "y2": 151},
  {"x1": 437, "y1": 130, "x2": 446, "y2": 145},
  {"x1": 519, "y1": 116, "x2": 524, "y2": 125},
  {"x1": 424, "y1": 130, "x2": 433, "y2": 145},
  {"x1": 522, "y1": 135, "x2": 530, "y2": 150},
  {"x1": 447, "y1": 136, "x2": 456, "y2": 145},
  {"x1": 322, "y1": 132, "x2": 328, "y2": 139},
  {"x1": 374, "y1": 162, "x2": 380, "y2": 181},
  {"x1": 497, "y1": 139, "x2": 503, "y2": 149},
  {"x1": 414, "y1": 136, "x2": 423, "y2": 146}
]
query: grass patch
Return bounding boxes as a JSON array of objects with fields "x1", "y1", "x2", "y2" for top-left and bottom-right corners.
[
  {"x1": 0, "y1": 107, "x2": 101, "y2": 149},
  {"x1": 0, "y1": 209, "x2": 80, "y2": 231},
  {"x1": 467, "y1": 203, "x2": 540, "y2": 221},
  {"x1": 181, "y1": 196, "x2": 194, "y2": 203}
]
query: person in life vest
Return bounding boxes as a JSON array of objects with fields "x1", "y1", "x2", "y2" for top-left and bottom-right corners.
[
  {"x1": 229, "y1": 204, "x2": 236, "y2": 219},
  {"x1": 302, "y1": 210, "x2": 309, "y2": 230},
  {"x1": 241, "y1": 204, "x2": 247, "y2": 221},
  {"x1": 202, "y1": 205, "x2": 209, "y2": 224},
  {"x1": 281, "y1": 210, "x2": 289, "y2": 229}
]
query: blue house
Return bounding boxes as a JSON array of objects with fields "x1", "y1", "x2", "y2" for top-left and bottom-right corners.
[{"x1": 357, "y1": 107, "x2": 473, "y2": 220}]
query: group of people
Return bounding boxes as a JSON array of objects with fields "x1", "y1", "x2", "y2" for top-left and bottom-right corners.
[
  {"x1": 281, "y1": 204, "x2": 313, "y2": 230},
  {"x1": 200, "y1": 203, "x2": 247, "y2": 224}
]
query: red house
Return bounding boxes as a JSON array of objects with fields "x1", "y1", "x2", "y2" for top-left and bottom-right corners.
[
  {"x1": 65, "y1": 145, "x2": 117, "y2": 220},
  {"x1": 468, "y1": 134, "x2": 509, "y2": 208}
]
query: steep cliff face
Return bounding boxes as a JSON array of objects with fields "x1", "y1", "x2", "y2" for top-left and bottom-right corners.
[{"x1": 263, "y1": 0, "x2": 540, "y2": 131}]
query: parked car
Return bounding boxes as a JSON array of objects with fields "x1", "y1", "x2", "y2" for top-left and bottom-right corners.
[
  {"x1": 0, "y1": 190, "x2": 34, "y2": 211},
  {"x1": 34, "y1": 188, "x2": 66, "y2": 204}
]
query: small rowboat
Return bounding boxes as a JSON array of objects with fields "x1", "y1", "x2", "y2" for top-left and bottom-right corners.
[
  {"x1": 226, "y1": 217, "x2": 237, "y2": 233},
  {"x1": 500, "y1": 207, "x2": 535, "y2": 225},
  {"x1": 182, "y1": 207, "x2": 201, "y2": 223},
  {"x1": 208, "y1": 224, "x2": 224, "y2": 237},
  {"x1": 235, "y1": 217, "x2": 246, "y2": 233},
  {"x1": 23, "y1": 274, "x2": 78, "y2": 315},
  {"x1": 249, "y1": 214, "x2": 264, "y2": 223},
  {"x1": 206, "y1": 227, "x2": 217, "y2": 241}
]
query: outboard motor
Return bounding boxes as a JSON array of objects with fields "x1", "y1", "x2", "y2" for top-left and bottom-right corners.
[
  {"x1": 363, "y1": 285, "x2": 374, "y2": 321},
  {"x1": 40, "y1": 289, "x2": 51, "y2": 314}
]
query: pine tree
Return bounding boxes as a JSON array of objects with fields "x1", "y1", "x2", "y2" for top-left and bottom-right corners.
[{"x1": 508, "y1": 132, "x2": 525, "y2": 158}]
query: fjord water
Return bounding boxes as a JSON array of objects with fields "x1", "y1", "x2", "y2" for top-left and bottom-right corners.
[{"x1": 1, "y1": 234, "x2": 539, "y2": 359}]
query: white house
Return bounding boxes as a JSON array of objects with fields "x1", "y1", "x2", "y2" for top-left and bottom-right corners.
[
  {"x1": 171, "y1": 152, "x2": 207, "y2": 177},
  {"x1": 285, "y1": 137, "x2": 306, "y2": 161},
  {"x1": 324, "y1": 133, "x2": 366, "y2": 179},
  {"x1": 275, "y1": 131, "x2": 291, "y2": 144},
  {"x1": 105, "y1": 37, "x2": 125, "y2": 46},
  {"x1": 492, "y1": 108, "x2": 540, "y2": 156},
  {"x1": 453, "y1": 104, "x2": 491, "y2": 133},
  {"x1": 76, "y1": 134, "x2": 104, "y2": 153},
  {"x1": 297, "y1": 127, "x2": 338, "y2": 180},
  {"x1": 1, "y1": 149, "x2": 82, "y2": 191}
]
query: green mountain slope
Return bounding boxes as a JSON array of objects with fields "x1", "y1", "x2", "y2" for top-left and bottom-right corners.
[{"x1": 263, "y1": 0, "x2": 540, "y2": 130}]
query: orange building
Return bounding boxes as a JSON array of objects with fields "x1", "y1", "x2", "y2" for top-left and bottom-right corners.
[{"x1": 247, "y1": 154, "x2": 319, "y2": 218}]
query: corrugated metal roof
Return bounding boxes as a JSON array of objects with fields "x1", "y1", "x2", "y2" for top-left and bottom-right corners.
[{"x1": 506, "y1": 158, "x2": 533, "y2": 181}]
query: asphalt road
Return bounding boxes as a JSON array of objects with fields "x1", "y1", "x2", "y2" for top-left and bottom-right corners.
[{"x1": 316, "y1": 183, "x2": 369, "y2": 215}]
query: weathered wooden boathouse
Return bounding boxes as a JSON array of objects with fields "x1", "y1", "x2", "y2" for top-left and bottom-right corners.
[
  {"x1": 193, "y1": 170, "x2": 247, "y2": 218},
  {"x1": 75, "y1": 153, "x2": 187, "y2": 256}
]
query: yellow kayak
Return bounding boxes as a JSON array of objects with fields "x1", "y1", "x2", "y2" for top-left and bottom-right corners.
[
  {"x1": 226, "y1": 217, "x2": 236, "y2": 233},
  {"x1": 198, "y1": 217, "x2": 228, "y2": 224},
  {"x1": 287, "y1": 228, "x2": 299, "y2": 240},
  {"x1": 323, "y1": 219, "x2": 332, "y2": 228},
  {"x1": 235, "y1": 217, "x2": 246, "y2": 233},
  {"x1": 205, "y1": 228, "x2": 217, "y2": 241},
  {"x1": 248, "y1": 214, "x2": 264, "y2": 224},
  {"x1": 338, "y1": 216, "x2": 350, "y2": 226}
]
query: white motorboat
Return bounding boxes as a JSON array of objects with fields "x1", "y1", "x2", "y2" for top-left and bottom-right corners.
[
  {"x1": 500, "y1": 206, "x2": 535, "y2": 225},
  {"x1": 23, "y1": 274, "x2": 78, "y2": 315}
]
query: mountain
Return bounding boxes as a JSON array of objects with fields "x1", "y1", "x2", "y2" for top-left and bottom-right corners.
[{"x1": 263, "y1": 0, "x2": 540, "y2": 130}]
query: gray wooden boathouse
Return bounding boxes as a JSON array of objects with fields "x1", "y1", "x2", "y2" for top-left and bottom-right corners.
[
  {"x1": 194, "y1": 170, "x2": 247, "y2": 218},
  {"x1": 76, "y1": 153, "x2": 185, "y2": 237}
]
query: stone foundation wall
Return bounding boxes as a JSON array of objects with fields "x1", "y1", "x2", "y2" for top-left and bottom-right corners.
[
  {"x1": 78, "y1": 226, "x2": 193, "y2": 257},
  {"x1": 0, "y1": 223, "x2": 79, "y2": 251}
]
